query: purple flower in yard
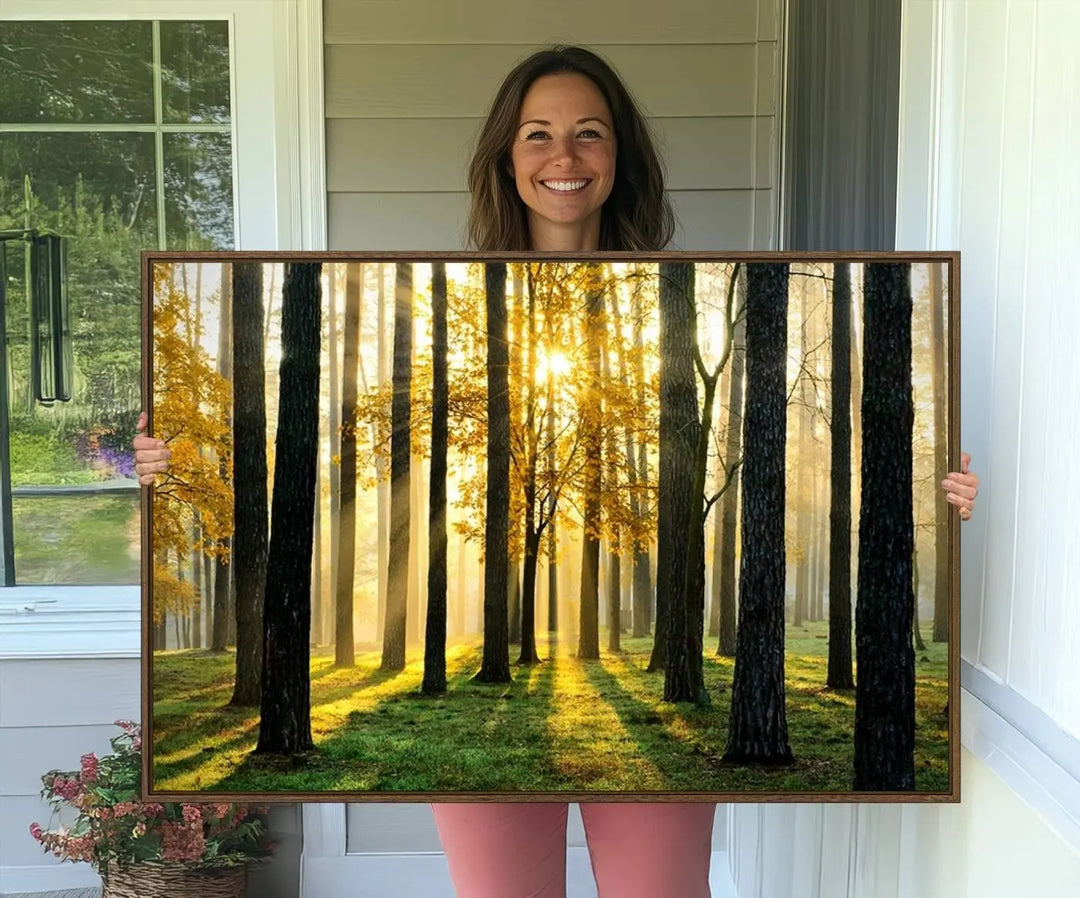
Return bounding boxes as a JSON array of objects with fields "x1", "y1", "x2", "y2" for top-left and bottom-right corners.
[{"x1": 96, "y1": 446, "x2": 136, "y2": 479}]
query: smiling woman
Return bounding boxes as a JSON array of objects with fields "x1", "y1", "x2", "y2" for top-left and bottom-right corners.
[{"x1": 465, "y1": 45, "x2": 675, "y2": 253}]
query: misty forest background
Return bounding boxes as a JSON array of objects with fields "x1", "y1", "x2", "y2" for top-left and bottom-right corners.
[{"x1": 150, "y1": 259, "x2": 952, "y2": 795}]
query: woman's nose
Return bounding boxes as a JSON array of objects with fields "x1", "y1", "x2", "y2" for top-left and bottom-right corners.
[{"x1": 548, "y1": 135, "x2": 579, "y2": 164}]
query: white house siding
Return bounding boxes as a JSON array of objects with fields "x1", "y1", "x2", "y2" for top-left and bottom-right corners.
[{"x1": 323, "y1": 0, "x2": 782, "y2": 252}]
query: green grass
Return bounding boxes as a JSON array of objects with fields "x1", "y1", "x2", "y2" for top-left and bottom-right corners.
[
  {"x1": 152, "y1": 619, "x2": 950, "y2": 795},
  {"x1": 14, "y1": 494, "x2": 140, "y2": 584}
]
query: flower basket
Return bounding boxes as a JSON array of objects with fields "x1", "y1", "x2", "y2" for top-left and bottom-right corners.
[
  {"x1": 101, "y1": 860, "x2": 247, "y2": 898},
  {"x1": 30, "y1": 721, "x2": 274, "y2": 889}
]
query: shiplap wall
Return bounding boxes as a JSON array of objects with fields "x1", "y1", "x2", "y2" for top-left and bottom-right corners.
[
  {"x1": 728, "y1": 0, "x2": 1080, "y2": 895},
  {"x1": 323, "y1": 0, "x2": 782, "y2": 251}
]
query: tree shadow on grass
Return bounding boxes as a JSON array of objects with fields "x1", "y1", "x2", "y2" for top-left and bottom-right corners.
[{"x1": 196, "y1": 642, "x2": 563, "y2": 795}]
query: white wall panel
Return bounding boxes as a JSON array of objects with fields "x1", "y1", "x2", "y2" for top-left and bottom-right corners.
[{"x1": 324, "y1": 0, "x2": 759, "y2": 46}]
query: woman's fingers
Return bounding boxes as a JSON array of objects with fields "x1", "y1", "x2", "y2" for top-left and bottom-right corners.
[
  {"x1": 941, "y1": 474, "x2": 978, "y2": 500},
  {"x1": 136, "y1": 410, "x2": 148, "y2": 434}
]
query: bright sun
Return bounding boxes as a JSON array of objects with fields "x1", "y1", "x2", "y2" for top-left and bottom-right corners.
[{"x1": 537, "y1": 348, "x2": 573, "y2": 382}]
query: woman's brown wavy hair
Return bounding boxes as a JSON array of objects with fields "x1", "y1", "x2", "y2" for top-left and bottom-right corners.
[{"x1": 466, "y1": 46, "x2": 675, "y2": 252}]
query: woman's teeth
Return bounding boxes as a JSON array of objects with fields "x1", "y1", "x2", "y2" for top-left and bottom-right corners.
[{"x1": 542, "y1": 180, "x2": 588, "y2": 192}]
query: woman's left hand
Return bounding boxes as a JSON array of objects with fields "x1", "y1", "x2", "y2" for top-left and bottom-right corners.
[{"x1": 942, "y1": 451, "x2": 979, "y2": 521}]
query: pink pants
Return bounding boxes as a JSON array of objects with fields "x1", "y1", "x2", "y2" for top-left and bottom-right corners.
[{"x1": 431, "y1": 802, "x2": 716, "y2": 898}]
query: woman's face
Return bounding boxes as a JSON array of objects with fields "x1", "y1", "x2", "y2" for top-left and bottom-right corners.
[{"x1": 508, "y1": 72, "x2": 617, "y2": 251}]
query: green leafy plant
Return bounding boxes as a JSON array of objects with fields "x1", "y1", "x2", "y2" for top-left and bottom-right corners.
[{"x1": 30, "y1": 721, "x2": 273, "y2": 871}]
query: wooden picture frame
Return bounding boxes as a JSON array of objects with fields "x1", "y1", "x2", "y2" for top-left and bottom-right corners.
[{"x1": 141, "y1": 250, "x2": 960, "y2": 804}]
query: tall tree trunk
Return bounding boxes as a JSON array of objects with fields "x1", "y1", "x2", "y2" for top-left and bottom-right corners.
[
  {"x1": 519, "y1": 268, "x2": 543, "y2": 665},
  {"x1": 853, "y1": 262, "x2": 916, "y2": 791},
  {"x1": 475, "y1": 263, "x2": 512, "y2": 682},
  {"x1": 546, "y1": 365, "x2": 558, "y2": 634},
  {"x1": 311, "y1": 442, "x2": 323, "y2": 646},
  {"x1": 256, "y1": 262, "x2": 320, "y2": 754},
  {"x1": 212, "y1": 264, "x2": 233, "y2": 652},
  {"x1": 930, "y1": 263, "x2": 948, "y2": 643},
  {"x1": 660, "y1": 263, "x2": 706, "y2": 703},
  {"x1": 376, "y1": 264, "x2": 390, "y2": 644},
  {"x1": 327, "y1": 263, "x2": 341, "y2": 648},
  {"x1": 794, "y1": 278, "x2": 812, "y2": 628},
  {"x1": 608, "y1": 278, "x2": 650, "y2": 643},
  {"x1": 629, "y1": 271, "x2": 654, "y2": 637},
  {"x1": 828, "y1": 263, "x2": 855, "y2": 688},
  {"x1": 717, "y1": 270, "x2": 747, "y2": 657},
  {"x1": 724, "y1": 263, "x2": 793, "y2": 763},
  {"x1": 423, "y1": 263, "x2": 449, "y2": 693},
  {"x1": 381, "y1": 264, "x2": 412, "y2": 671},
  {"x1": 912, "y1": 535, "x2": 926, "y2": 651},
  {"x1": 601, "y1": 291, "x2": 622, "y2": 652},
  {"x1": 191, "y1": 520, "x2": 203, "y2": 649},
  {"x1": 336, "y1": 264, "x2": 361, "y2": 667},
  {"x1": 408, "y1": 454, "x2": 423, "y2": 647},
  {"x1": 577, "y1": 267, "x2": 604, "y2": 660},
  {"x1": 508, "y1": 270, "x2": 525, "y2": 646},
  {"x1": 229, "y1": 262, "x2": 268, "y2": 707}
]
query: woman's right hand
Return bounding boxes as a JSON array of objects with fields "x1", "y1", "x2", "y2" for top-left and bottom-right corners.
[{"x1": 133, "y1": 411, "x2": 171, "y2": 486}]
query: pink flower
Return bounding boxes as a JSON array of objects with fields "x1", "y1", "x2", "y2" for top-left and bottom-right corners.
[
  {"x1": 80, "y1": 753, "x2": 99, "y2": 783},
  {"x1": 29, "y1": 822, "x2": 43, "y2": 842},
  {"x1": 160, "y1": 821, "x2": 205, "y2": 862},
  {"x1": 181, "y1": 806, "x2": 202, "y2": 824}
]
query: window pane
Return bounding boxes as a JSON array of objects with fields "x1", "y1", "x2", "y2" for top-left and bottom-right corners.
[
  {"x1": 0, "y1": 22, "x2": 154, "y2": 124},
  {"x1": 1, "y1": 132, "x2": 155, "y2": 448},
  {"x1": 12, "y1": 493, "x2": 141, "y2": 585},
  {"x1": 164, "y1": 132, "x2": 235, "y2": 249},
  {"x1": 160, "y1": 21, "x2": 232, "y2": 124}
]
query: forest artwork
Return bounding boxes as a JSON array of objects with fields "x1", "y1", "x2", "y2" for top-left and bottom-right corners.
[{"x1": 141, "y1": 252, "x2": 960, "y2": 802}]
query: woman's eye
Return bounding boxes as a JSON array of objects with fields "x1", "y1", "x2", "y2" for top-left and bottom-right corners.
[
  {"x1": 578, "y1": 129, "x2": 602, "y2": 139},
  {"x1": 524, "y1": 130, "x2": 550, "y2": 141}
]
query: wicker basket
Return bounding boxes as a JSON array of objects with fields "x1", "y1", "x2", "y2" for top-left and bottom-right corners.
[{"x1": 100, "y1": 861, "x2": 247, "y2": 898}]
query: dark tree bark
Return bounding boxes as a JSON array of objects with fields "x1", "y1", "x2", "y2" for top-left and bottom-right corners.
[
  {"x1": 256, "y1": 263, "x2": 321, "y2": 754},
  {"x1": 659, "y1": 263, "x2": 706, "y2": 703},
  {"x1": 717, "y1": 270, "x2": 747, "y2": 657},
  {"x1": 930, "y1": 262, "x2": 948, "y2": 643},
  {"x1": 423, "y1": 263, "x2": 449, "y2": 693},
  {"x1": 724, "y1": 263, "x2": 793, "y2": 764},
  {"x1": 854, "y1": 262, "x2": 916, "y2": 791},
  {"x1": 381, "y1": 264, "x2": 412, "y2": 671},
  {"x1": 336, "y1": 264, "x2": 361, "y2": 667},
  {"x1": 212, "y1": 266, "x2": 233, "y2": 652},
  {"x1": 577, "y1": 267, "x2": 604, "y2": 660},
  {"x1": 476, "y1": 263, "x2": 512, "y2": 682},
  {"x1": 229, "y1": 262, "x2": 267, "y2": 706},
  {"x1": 827, "y1": 263, "x2": 855, "y2": 689}
]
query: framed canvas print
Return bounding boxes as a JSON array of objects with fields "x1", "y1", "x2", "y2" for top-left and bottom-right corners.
[{"x1": 140, "y1": 251, "x2": 960, "y2": 803}]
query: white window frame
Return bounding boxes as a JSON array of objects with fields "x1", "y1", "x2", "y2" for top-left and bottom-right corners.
[{"x1": 0, "y1": 0, "x2": 326, "y2": 661}]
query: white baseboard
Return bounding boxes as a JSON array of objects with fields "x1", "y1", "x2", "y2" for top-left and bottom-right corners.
[
  {"x1": 4, "y1": 849, "x2": 737, "y2": 897},
  {"x1": 300, "y1": 847, "x2": 737, "y2": 897}
]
